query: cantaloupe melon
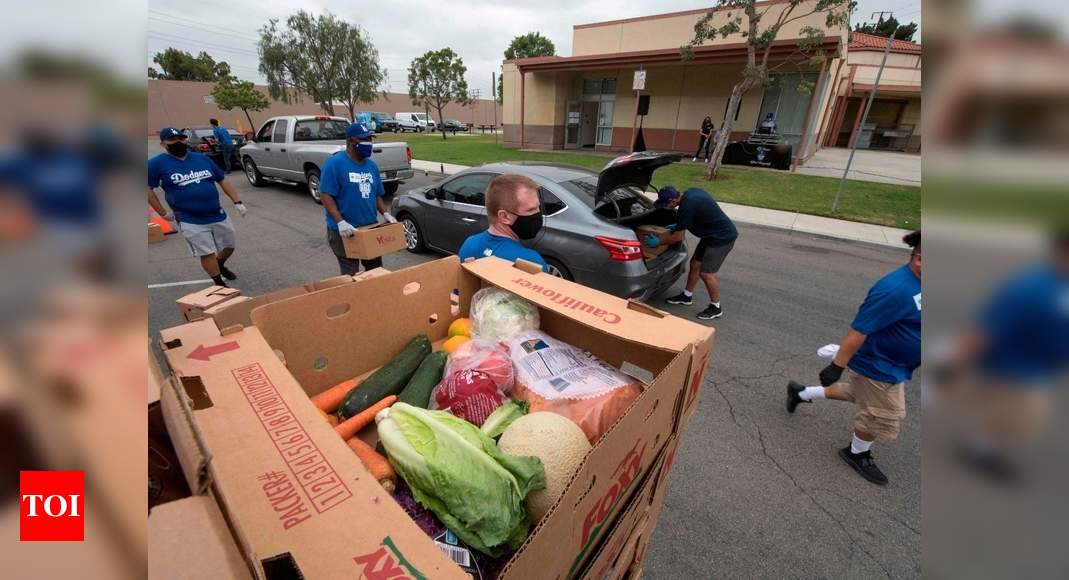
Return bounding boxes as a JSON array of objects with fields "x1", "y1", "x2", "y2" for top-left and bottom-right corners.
[{"x1": 497, "y1": 412, "x2": 592, "y2": 524}]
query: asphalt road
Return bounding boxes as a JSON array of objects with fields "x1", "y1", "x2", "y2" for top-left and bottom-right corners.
[{"x1": 147, "y1": 155, "x2": 918, "y2": 578}]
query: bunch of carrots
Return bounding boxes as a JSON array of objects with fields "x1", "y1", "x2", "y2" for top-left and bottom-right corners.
[{"x1": 312, "y1": 378, "x2": 397, "y2": 493}]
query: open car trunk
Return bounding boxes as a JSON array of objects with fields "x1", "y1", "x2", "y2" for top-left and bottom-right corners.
[{"x1": 592, "y1": 152, "x2": 685, "y2": 264}]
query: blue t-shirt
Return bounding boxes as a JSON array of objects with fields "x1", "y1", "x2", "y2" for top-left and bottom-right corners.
[
  {"x1": 848, "y1": 264, "x2": 922, "y2": 384},
  {"x1": 0, "y1": 150, "x2": 102, "y2": 225},
  {"x1": 675, "y1": 188, "x2": 738, "y2": 245},
  {"x1": 458, "y1": 231, "x2": 548, "y2": 271},
  {"x1": 212, "y1": 126, "x2": 233, "y2": 147},
  {"x1": 147, "y1": 152, "x2": 226, "y2": 225},
  {"x1": 976, "y1": 263, "x2": 1069, "y2": 384},
  {"x1": 320, "y1": 152, "x2": 384, "y2": 230}
]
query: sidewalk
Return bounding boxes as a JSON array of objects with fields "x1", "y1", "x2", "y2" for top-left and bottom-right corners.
[{"x1": 410, "y1": 159, "x2": 911, "y2": 248}]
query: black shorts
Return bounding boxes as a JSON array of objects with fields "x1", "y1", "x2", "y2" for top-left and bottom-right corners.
[{"x1": 692, "y1": 239, "x2": 734, "y2": 274}]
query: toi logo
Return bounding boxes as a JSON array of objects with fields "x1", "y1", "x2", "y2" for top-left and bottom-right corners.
[{"x1": 20, "y1": 471, "x2": 84, "y2": 542}]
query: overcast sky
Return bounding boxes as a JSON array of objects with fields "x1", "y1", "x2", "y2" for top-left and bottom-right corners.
[{"x1": 147, "y1": 0, "x2": 923, "y2": 97}]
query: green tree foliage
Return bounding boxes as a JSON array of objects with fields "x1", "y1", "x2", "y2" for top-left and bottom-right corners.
[
  {"x1": 211, "y1": 76, "x2": 271, "y2": 132},
  {"x1": 148, "y1": 48, "x2": 231, "y2": 81},
  {"x1": 684, "y1": 0, "x2": 854, "y2": 179},
  {"x1": 499, "y1": 32, "x2": 556, "y2": 104},
  {"x1": 854, "y1": 16, "x2": 918, "y2": 42},
  {"x1": 408, "y1": 48, "x2": 470, "y2": 139},
  {"x1": 258, "y1": 10, "x2": 384, "y2": 117}
]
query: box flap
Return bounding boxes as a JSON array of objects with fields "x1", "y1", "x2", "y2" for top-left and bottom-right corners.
[
  {"x1": 149, "y1": 496, "x2": 251, "y2": 580},
  {"x1": 463, "y1": 257, "x2": 712, "y2": 352}
]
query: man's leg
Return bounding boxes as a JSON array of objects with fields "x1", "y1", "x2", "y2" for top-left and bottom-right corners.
[
  {"x1": 667, "y1": 259, "x2": 702, "y2": 305},
  {"x1": 359, "y1": 257, "x2": 383, "y2": 272},
  {"x1": 199, "y1": 254, "x2": 221, "y2": 277},
  {"x1": 327, "y1": 229, "x2": 361, "y2": 276},
  {"x1": 699, "y1": 272, "x2": 720, "y2": 304},
  {"x1": 222, "y1": 147, "x2": 233, "y2": 172}
]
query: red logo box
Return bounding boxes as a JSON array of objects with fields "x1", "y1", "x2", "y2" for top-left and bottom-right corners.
[{"x1": 20, "y1": 471, "x2": 84, "y2": 542}]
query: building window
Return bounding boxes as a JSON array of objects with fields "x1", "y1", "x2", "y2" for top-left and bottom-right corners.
[
  {"x1": 756, "y1": 72, "x2": 819, "y2": 148},
  {"x1": 583, "y1": 78, "x2": 616, "y2": 96},
  {"x1": 597, "y1": 101, "x2": 614, "y2": 145}
]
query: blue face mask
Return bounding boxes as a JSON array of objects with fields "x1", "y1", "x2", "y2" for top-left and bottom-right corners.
[{"x1": 356, "y1": 142, "x2": 373, "y2": 158}]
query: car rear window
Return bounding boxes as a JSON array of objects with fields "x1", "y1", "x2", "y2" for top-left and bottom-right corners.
[
  {"x1": 293, "y1": 119, "x2": 350, "y2": 141},
  {"x1": 558, "y1": 177, "x2": 653, "y2": 220}
]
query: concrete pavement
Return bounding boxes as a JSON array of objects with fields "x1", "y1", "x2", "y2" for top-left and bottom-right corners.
[{"x1": 797, "y1": 148, "x2": 921, "y2": 187}]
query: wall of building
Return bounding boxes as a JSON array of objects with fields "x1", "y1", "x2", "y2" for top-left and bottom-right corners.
[{"x1": 148, "y1": 79, "x2": 502, "y2": 134}]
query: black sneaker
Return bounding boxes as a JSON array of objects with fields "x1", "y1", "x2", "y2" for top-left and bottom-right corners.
[
  {"x1": 220, "y1": 266, "x2": 238, "y2": 280},
  {"x1": 956, "y1": 444, "x2": 1020, "y2": 487},
  {"x1": 697, "y1": 304, "x2": 723, "y2": 320},
  {"x1": 838, "y1": 447, "x2": 889, "y2": 486},
  {"x1": 210, "y1": 277, "x2": 229, "y2": 288},
  {"x1": 665, "y1": 292, "x2": 693, "y2": 305},
  {"x1": 786, "y1": 380, "x2": 809, "y2": 413}
]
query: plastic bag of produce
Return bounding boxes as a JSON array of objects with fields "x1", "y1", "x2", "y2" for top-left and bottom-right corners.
[
  {"x1": 432, "y1": 339, "x2": 515, "y2": 425},
  {"x1": 444, "y1": 339, "x2": 515, "y2": 392},
  {"x1": 505, "y1": 330, "x2": 642, "y2": 443},
  {"x1": 470, "y1": 288, "x2": 540, "y2": 342}
]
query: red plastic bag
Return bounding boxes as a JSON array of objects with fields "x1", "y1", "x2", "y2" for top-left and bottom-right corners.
[
  {"x1": 443, "y1": 339, "x2": 514, "y2": 393},
  {"x1": 433, "y1": 369, "x2": 507, "y2": 426}
]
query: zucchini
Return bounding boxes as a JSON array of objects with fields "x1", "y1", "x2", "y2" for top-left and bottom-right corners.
[
  {"x1": 397, "y1": 351, "x2": 448, "y2": 408},
  {"x1": 338, "y1": 335, "x2": 431, "y2": 419}
]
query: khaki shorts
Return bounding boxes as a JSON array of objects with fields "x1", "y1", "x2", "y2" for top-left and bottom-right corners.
[
  {"x1": 971, "y1": 381, "x2": 1051, "y2": 441},
  {"x1": 836, "y1": 369, "x2": 906, "y2": 440}
]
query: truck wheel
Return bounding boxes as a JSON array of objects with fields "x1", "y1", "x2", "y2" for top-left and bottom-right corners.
[
  {"x1": 243, "y1": 157, "x2": 266, "y2": 187},
  {"x1": 399, "y1": 214, "x2": 427, "y2": 253},
  {"x1": 305, "y1": 167, "x2": 323, "y2": 204},
  {"x1": 384, "y1": 182, "x2": 399, "y2": 196}
]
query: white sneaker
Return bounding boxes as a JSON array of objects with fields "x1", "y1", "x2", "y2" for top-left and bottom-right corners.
[{"x1": 692, "y1": 157, "x2": 698, "y2": 162}]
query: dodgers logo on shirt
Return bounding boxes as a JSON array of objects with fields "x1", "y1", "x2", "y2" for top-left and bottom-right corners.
[
  {"x1": 348, "y1": 172, "x2": 373, "y2": 198},
  {"x1": 914, "y1": 293, "x2": 922, "y2": 311},
  {"x1": 171, "y1": 169, "x2": 214, "y2": 187}
]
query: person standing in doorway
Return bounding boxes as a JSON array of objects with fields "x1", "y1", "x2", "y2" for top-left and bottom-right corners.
[
  {"x1": 648, "y1": 186, "x2": 738, "y2": 320},
  {"x1": 786, "y1": 231, "x2": 922, "y2": 486},
  {"x1": 148, "y1": 127, "x2": 247, "y2": 287},
  {"x1": 209, "y1": 118, "x2": 234, "y2": 173},
  {"x1": 694, "y1": 116, "x2": 714, "y2": 162},
  {"x1": 320, "y1": 122, "x2": 396, "y2": 276}
]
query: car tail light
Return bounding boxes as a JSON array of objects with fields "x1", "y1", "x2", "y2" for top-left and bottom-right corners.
[
  {"x1": 197, "y1": 143, "x2": 210, "y2": 151},
  {"x1": 595, "y1": 236, "x2": 643, "y2": 261},
  {"x1": 406, "y1": 147, "x2": 412, "y2": 163}
]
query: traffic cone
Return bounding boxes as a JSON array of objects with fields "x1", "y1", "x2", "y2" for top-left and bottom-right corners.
[{"x1": 148, "y1": 208, "x2": 175, "y2": 234}]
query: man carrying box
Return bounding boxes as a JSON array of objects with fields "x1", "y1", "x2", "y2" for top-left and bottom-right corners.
[
  {"x1": 321, "y1": 122, "x2": 396, "y2": 275},
  {"x1": 148, "y1": 127, "x2": 247, "y2": 288}
]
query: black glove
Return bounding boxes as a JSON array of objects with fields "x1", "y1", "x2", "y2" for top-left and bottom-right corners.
[{"x1": 819, "y1": 362, "x2": 844, "y2": 386}]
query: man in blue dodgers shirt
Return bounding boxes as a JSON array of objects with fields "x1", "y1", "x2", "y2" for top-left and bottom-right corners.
[
  {"x1": 457, "y1": 174, "x2": 547, "y2": 270},
  {"x1": 787, "y1": 231, "x2": 922, "y2": 486},
  {"x1": 148, "y1": 127, "x2": 247, "y2": 288},
  {"x1": 320, "y1": 122, "x2": 396, "y2": 275},
  {"x1": 209, "y1": 118, "x2": 234, "y2": 173}
]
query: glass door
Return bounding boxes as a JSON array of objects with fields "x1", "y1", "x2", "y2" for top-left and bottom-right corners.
[
  {"x1": 596, "y1": 101, "x2": 615, "y2": 146},
  {"x1": 565, "y1": 100, "x2": 581, "y2": 149}
]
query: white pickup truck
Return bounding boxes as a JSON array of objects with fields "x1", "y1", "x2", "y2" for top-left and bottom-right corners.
[{"x1": 239, "y1": 115, "x2": 414, "y2": 203}]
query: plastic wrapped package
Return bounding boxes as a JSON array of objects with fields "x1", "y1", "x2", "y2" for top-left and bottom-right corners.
[
  {"x1": 470, "y1": 288, "x2": 540, "y2": 342},
  {"x1": 431, "y1": 340, "x2": 514, "y2": 426},
  {"x1": 505, "y1": 330, "x2": 642, "y2": 443}
]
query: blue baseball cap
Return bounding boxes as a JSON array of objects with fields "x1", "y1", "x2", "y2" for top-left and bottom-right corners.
[
  {"x1": 655, "y1": 186, "x2": 680, "y2": 207},
  {"x1": 159, "y1": 127, "x2": 186, "y2": 141},
  {"x1": 346, "y1": 123, "x2": 372, "y2": 139}
]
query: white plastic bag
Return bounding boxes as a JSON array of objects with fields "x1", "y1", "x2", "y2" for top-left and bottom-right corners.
[{"x1": 470, "y1": 288, "x2": 540, "y2": 342}]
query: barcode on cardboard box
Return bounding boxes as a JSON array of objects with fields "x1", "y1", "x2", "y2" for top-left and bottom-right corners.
[{"x1": 435, "y1": 542, "x2": 472, "y2": 568}]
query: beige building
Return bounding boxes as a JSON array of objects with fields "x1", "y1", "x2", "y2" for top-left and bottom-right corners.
[{"x1": 501, "y1": 1, "x2": 921, "y2": 161}]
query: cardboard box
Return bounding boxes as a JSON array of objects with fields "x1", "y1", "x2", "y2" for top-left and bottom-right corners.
[
  {"x1": 159, "y1": 256, "x2": 713, "y2": 579},
  {"x1": 149, "y1": 496, "x2": 251, "y2": 580},
  {"x1": 636, "y1": 225, "x2": 670, "y2": 260},
  {"x1": 204, "y1": 269, "x2": 390, "y2": 331},
  {"x1": 176, "y1": 286, "x2": 242, "y2": 322},
  {"x1": 149, "y1": 222, "x2": 165, "y2": 244},
  {"x1": 342, "y1": 221, "x2": 406, "y2": 259}
]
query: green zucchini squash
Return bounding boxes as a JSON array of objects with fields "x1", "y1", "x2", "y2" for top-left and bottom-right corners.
[
  {"x1": 397, "y1": 351, "x2": 448, "y2": 408},
  {"x1": 338, "y1": 335, "x2": 431, "y2": 419}
]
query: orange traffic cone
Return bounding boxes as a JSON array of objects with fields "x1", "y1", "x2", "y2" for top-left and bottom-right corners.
[{"x1": 148, "y1": 208, "x2": 175, "y2": 234}]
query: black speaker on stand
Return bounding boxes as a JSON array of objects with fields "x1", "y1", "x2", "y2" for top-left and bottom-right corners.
[{"x1": 633, "y1": 95, "x2": 651, "y2": 152}]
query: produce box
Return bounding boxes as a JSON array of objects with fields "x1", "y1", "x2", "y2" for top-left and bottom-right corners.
[
  {"x1": 149, "y1": 496, "x2": 251, "y2": 580},
  {"x1": 158, "y1": 256, "x2": 713, "y2": 579},
  {"x1": 342, "y1": 221, "x2": 406, "y2": 259},
  {"x1": 204, "y1": 269, "x2": 390, "y2": 331},
  {"x1": 636, "y1": 225, "x2": 670, "y2": 260},
  {"x1": 149, "y1": 222, "x2": 165, "y2": 243},
  {"x1": 176, "y1": 285, "x2": 242, "y2": 322}
]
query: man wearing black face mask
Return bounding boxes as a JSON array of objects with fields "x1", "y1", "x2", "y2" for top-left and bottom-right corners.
[
  {"x1": 458, "y1": 173, "x2": 548, "y2": 271},
  {"x1": 148, "y1": 127, "x2": 247, "y2": 287},
  {"x1": 320, "y1": 122, "x2": 395, "y2": 275}
]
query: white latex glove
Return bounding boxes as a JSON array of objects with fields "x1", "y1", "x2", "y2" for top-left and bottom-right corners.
[
  {"x1": 337, "y1": 220, "x2": 356, "y2": 237},
  {"x1": 161, "y1": 211, "x2": 176, "y2": 224},
  {"x1": 233, "y1": 202, "x2": 248, "y2": 218},
  {"x1": 381, "y1": 211, "x2": 397, "y2": 224}
]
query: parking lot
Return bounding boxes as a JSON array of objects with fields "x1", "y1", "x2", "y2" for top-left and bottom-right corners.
[{"x1": 148, "y1": 150, "x2": 919, "y2": 578}]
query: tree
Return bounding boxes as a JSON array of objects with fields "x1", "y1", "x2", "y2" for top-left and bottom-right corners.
[
  {"x1": 148, "y1": 48, "x2": 231, "y2": 81},
  {"x1": 258, "y1": 10, "x2": 383, "y2": 117},
  {"x1": 499, "y1": 32, "x2": 556, "y2": 104},
  {"x1": 854, "y1": 16, "x2": 917, "y2": 42},
  {"x1": 408, "y1": 48, "x2": 470, "y2": 140},
  {"x1": 684, "y1": 0, "x2": 853, "y2": 180},
  {"x1": 211, "y1": 76, "x2": 271, "y2": 132}
]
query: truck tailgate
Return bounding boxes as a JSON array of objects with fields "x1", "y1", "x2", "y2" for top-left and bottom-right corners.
[{"x1": 371, "y1": 142, "x2": 410, "y2": 173}]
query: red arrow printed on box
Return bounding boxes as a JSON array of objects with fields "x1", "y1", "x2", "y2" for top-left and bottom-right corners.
[{"x1": 187, "y1": 341, "x2": 240, "y2": 361}]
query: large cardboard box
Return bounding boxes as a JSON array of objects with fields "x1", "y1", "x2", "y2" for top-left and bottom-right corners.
[
  {"x1": 159, "y1": 256, "x2": 713, "y2": 579},
  {"x1": 636, "y1": 225, "x2": 671, "y2": 260},
  {"x1": 342, "y1": 221, "x2": 406, "y2": 259},
  {"x1": 176, "y1": 286, "x2": 242, "y2": 322},
  {"x1": 149, "y1": 496, "x2": 251, "y2": 580}
]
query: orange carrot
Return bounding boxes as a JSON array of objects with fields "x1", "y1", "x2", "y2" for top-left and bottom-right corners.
[
  {"x1": 311, "y1": 378, "x2": 358, "y2": 414},
  {"x1": 347, "y1": 436, "x2": 396, "y2": 493},
  {"x1": 334, "y1": 395, "x2": 397, "y2": 440},
  {"x1": 327, "y1": 414, "x2": 339, "y2": 427}
]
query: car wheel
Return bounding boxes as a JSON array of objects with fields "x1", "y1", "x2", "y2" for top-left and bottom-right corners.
[
  {"x1": 305, "y1": 167, "x2": 323, "y2": 204},
  {"x1": 243, "y1": 157, "x2": 266, "y2": 187},
  {"x1": 383, "y1": 182, "x2": 399, "y2": 196},
  {"x1": 399, "y1": 214, "x2": 427, "y2": 253},
  {"x1": 544, "y1": 258, "x2": 573, "y2": 281}
]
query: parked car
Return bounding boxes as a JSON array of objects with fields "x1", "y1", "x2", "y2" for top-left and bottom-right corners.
[
  {"x1": 442, "y1": 119, "x2": 469, "y2": 133},
  {"x1": 397, "y1": 112, "x2": 436, "y2": 133},
  {"x1": 395, "y1": 116, "x2": 420, "y2": 132},
  {"x1": 186, "y1": 125, "x2": 245, "y2": 169},
  {"x1": 366, "y1": 112, "x2": 400, "y2": 133},
  {"x1": 240, "y1": 115, "x2": 414, "y2": 203},
  {"x1": 391, "y1": 152, "x2": 688, "y2": 300}
]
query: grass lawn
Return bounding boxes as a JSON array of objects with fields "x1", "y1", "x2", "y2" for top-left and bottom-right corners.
[{"x1": 380, "y1": 133, "x2": 920, "y2": 228}]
